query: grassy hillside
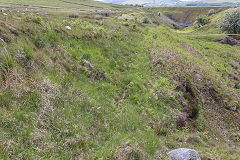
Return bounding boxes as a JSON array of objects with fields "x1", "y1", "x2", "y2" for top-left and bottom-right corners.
[
  {"x1": 180, "y1": 8, "x2": 238, "y2": 35},
  {"x1": 0, "y1": 0, "x2": 133, "y2": 17},
  {"x1": 0, "y1": 3, "x2": 240, "y2": 160},
  {"x1": 0, "y1": 0, "x2": 127, "y2": 9}
]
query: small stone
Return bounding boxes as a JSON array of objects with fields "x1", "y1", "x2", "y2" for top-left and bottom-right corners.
[
  {"x1": 0, "y1": 38, "x2": 4, "y2": 42},
  {"x1": 195, "y1": 74, "x2": 202, "y2": 81},
  {"x1": 168, "y1": 148, "x2": 201, "y2": 160},
  {"x1": 65, "y1": 26, "x2": 71, "y2": 30},
  {"x1": 3, "y1": 13, "x2": 8, "y2": 16},
  {"x1": 38, "y1": 120, "x2": 45, "y2": 126},
  {"x1": 82, "y1": 60, "x2": 94, "y2": 70},
  {"x1": 230, "y1": 106, "x2": 237, "y2": 111}
]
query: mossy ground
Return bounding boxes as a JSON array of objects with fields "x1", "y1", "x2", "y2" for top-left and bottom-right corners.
[{"x1": 0, "y1": 4, "x2": 240, "y2": 160}]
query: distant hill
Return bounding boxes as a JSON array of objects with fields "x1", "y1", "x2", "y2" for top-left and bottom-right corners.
[{"x1": 101, "y1": 0, "x2": 240, "y2": 7}]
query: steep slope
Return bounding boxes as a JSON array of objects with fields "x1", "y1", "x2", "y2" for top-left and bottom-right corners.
[
  {"x1": 183, "y1": 8, "x2": 232, "y2": 34},
  {"x1": 143, "y1": 7, "x2": 229, "y2": 28},
  {"x1": 0, "y1": 8, "x2": 240, "y2": 160}
]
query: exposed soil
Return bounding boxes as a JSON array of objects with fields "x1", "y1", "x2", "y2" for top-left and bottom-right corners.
[
  {"x1": 218, "y1": 35, "x2": 240, "y2": 46},
  {"x1": 166, "y1": 14, "x2": 194, "y2": 29}
]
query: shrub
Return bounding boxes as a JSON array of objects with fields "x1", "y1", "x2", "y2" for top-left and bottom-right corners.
[
  {"x1": 32, "y1": 15, "x2": 44, "y2": 25},
  {"x1": 24, "y1": 15, "x2": 43, "y2": 25},
  {"x1": 142, "y1": 17, "x2": 150, "y2": 24},
  {"x1": 220, "y1": 8, "x2": 240, "y2": 34},
  {"x1": 132, "y1": 24, "x2": 137, "y2": 30},
  {"x1": 196, "y1": 16, "x2": 210, "y2": 27},
  {"x1": 208, "y1": 9, "x2": 215, "y2": 16}
]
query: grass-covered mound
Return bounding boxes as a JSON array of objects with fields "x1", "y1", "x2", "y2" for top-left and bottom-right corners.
[{"x1": 0, "y1": 10, "x2": 240, "y2": 160}]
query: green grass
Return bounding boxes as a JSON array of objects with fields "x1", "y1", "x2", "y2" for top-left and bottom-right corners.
[
  {"x1": 0, "y1": 4, "x2": 240, "y2": 160},
  {"x1": 0, "y1": 0, "x2": 133, "y2": 16}
]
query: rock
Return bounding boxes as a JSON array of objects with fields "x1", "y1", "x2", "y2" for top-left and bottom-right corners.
[
  {"x1": 3, "y1": 13, "x2": 8, "y2": 16},
  {"x1": 168, "y1": 148, "x2": 201, "y2": 160},
  {"x1": 64, "y1": 26, "x2": 71, "y2": 30},
  {"x1": 0, "y1": 38, "x2": 4, "y2": 42},
  {"x1": 230, "y1": 106, "x2": 237, "y2": 111},
  {"x1": 82, "y1": 60, "x2": 94, "y2": 70},
  {"x1": 195, "y1": 74, "x2": 202, "y2": 81}
]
